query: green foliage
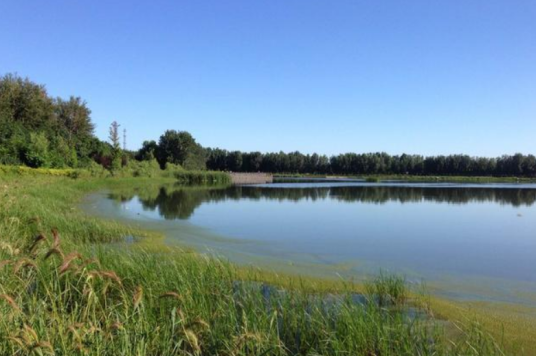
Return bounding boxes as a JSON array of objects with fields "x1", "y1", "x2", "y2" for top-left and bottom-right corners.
[
  {"x1": 24, "y1": 132, "x2": 50, "y2": 168},
  {"x1": 130, "y1": 159, "x2": 162, "y2": 177},
  {"x1": 0, "y1": 122, "x2": 25, "y2": 166},
  {"x1": 161, "y1": 162, "x2": 184, "y2": 177},
  {"x1": 0, "y1": 74, "x2": 97, "y2": 169},
  {"x1": 174, "y1": 170, "x2": 231, "y2": 185},
  {"x1": 365, "y1": 272, "x2": 407, "y2": 307},
  {"x1": 0, "y1": 73, "x2": 54, "y2": 130},
  {"x1": 135, "y1": 140, "x2": 158, "y2": 161},
  {"x1": 54, "y1": 96, "x2": 94, "y2": 142},
  {"x1": 156, "y1": 130, "x2": 206, "y2": 170},
  {"x1": 108, "y1": 121, "x2": 123, "y2": 174},
  {"x1": 3, "y1": 73, "x2": 534, "y2": 179},
  {"x1": 0, "y1": 175, "x2": 526, "y2": 355},
  {"x1": 227, "y1": 150, "x2": 243, "y2": 171},
  {"x1": 85, "y1": 161, "x2": 112, "y2": 178},
  {"x1": 206, "y1": 149, "x2": 536, "y2": 177},
  {"x1": 182, "y1": 143, "x2": 207, "y2": 170},
  {"x1": 111, "y1": 159, "x2": 163, "y2": 178},
  {"x1": 48, "y1": 135, "x2": 78, "y2": 168}
]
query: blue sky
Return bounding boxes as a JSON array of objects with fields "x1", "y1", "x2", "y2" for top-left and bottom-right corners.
[{"x1": 1, "y1": 1, "x2": 535, "y2": 156}]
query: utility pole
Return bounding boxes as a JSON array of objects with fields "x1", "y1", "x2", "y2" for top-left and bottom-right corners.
[{"x1": 123, "y1": 128, "x2": 127, "y2": 151}]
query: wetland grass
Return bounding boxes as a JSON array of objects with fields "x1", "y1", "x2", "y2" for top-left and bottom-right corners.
[
  {"x1": 0, "y1": 173, "x2": 524, "y2": 355},
  {"x1": 174, "y1": 171, "x2": 231, "y2": 185},
  {"x1": 0, "y1": 235, "x2": 507, "y2": 355}
]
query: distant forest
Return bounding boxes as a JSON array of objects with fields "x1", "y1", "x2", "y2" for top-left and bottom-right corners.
[{"x1": 1, "y1": 73, "x2": 535, "y2": 177}]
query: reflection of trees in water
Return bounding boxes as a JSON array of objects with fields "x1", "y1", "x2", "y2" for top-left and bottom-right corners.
[
  {"x1": 208, "y1": 186, "x2": 536, "y2": 207},
  {"x1": 109, "y1": 185, "x2": 536, "y2": 220},
  {"x1": 328, "y1": 186, "x2": 536, "y2": 206},
  {"x1": 108, "y1": 185, "x2": 220, "y2": 220}
]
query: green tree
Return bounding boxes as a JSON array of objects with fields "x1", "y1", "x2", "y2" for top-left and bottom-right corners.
[
  {"x1": 0, "y1": 74, "x2": 54, "y2": 129},
  {"x1": 226, "y1": 151, "x2": 243, "y2": 171},
  {"x1": 136, "y1": 140, "x2": 158, "y2": 161},
  {"x1": 24, "y1": 132, "x2": 50, "y2": 168},
  {"x1": 156, "y1": 130, "x2": 206, "y2": 169},
  {"x1": 109, "y1": 121, "x2": 122, "y2": 172},
  {"x1": 0, "y1": 73, "x2": 102, "y2": 168},
  {"x1": 49, "y1": 135, "x2": 77, "y2": 168},
  {"x1": 54, "y1": 96, "x2": 94, "y2": 143},
  {"x1": 206, "y1": 148, "x2": 228, "y2": 170}
]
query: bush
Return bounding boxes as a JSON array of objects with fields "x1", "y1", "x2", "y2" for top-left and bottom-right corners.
[
  {"x1": 160, "y1": 162, "x2": 184, "y2": 177},
  {"x1": 122, "y1": 159, "x2": 162, "y2": 178},
  {"x1": 24, "y1": 132, "x2": 51, "y2": 168},
  {"x1": 86, "y1": 161, "x2": 111, "y2": 178},
  {"x1": 174, "y1": 170, "x2": 231, "y2": 185},
  {"x1": 0, "y1": 165, "x2": 77, "y2": 177}
]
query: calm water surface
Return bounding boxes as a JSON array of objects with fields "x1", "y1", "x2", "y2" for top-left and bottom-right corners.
[{"x1": 84, "y1": 180, "x2": 536, "y2": 305}]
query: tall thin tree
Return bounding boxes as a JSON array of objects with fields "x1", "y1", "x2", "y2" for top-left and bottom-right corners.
[
  {"x1": 109, "y1": 121, "x2": 122, "y2": 172},
  {"x1": 109, "y1": 121, "x2": 121, "y2": 149}
]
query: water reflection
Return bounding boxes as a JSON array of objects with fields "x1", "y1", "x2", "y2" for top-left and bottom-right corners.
[
  {"x1": 94, "y1": 181, "x2": 536, "y2": 304},
  {"x1": 108, "y1": 183, "x2": 536, "y2": 220}
]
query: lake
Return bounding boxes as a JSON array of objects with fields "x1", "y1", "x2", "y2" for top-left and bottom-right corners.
[{"x1": 84, "y1": 179, "x2": 536, "y2": 306}]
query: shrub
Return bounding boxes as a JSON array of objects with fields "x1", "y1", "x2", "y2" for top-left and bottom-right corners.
[
  {"x1": 24, "y1": 132, "x2": 51, "y2": 168},
  {"x1": 174, "y1": 170, "x2": 231, "y2": 185}
]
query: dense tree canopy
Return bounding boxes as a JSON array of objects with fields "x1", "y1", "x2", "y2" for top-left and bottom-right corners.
[
  {"x1": 0, "y1": 74, "x2": 106, "y2": 168},
  {"x1": 204, "y1": 150, "x2": 536, "y2": 177},
  {"x1": 155, "y1": 130, "x2": 206, "y2": 170}
]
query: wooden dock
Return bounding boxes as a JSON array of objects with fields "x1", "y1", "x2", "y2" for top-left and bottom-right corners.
[{"x1": 229, "y1": 173, "x2": 273, "y2": 185}]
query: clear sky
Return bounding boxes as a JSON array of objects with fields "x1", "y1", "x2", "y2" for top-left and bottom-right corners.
[{"x1": 1, "y1": 1, "x2": 535, "y2": 156}]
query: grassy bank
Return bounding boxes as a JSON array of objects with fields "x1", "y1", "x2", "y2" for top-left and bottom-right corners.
[{"x1": 0, "y1": 173, "x2": 527, "y2": 355}]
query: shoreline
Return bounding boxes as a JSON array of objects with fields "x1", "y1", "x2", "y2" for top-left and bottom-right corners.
[
  {"x1": 274, "y1": 173, "x2": 536, "y2": 183},
  {"x1": 2, "y1": 173, "x2": 536, "y2": 354}
]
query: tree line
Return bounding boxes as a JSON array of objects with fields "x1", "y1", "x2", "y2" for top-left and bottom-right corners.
[
  {"x1": 1, "y1": 73, "x2": 535, "y2": 177},
  {"x1": 204, "y1": 149, "x2": 536, "y2": 177}
]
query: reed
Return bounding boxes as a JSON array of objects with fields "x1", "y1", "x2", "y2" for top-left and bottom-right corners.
[
  {"x1": 174, "y1": 170, "x2": 232, "y2": 185},
  {"x1": 0, "y1": 238, "x2": 508, "y2": 355}
]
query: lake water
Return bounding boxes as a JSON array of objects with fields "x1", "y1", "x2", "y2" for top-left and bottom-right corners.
[{"x1": 84, "y1": 179, "x2": 536, "y2": 306}]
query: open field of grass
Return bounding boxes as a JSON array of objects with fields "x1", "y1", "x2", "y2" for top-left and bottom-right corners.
[{"x1": 0, "y1": 172, "x2": 532, "y2": 355}]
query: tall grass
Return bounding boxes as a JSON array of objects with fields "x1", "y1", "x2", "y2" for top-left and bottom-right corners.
[
  {"x1": 0, "y1": 173, "x2": 516, "y2": 355},
  {"x1": 0, "y1": 239, "x2": 507, "y2": 355},
  {"x1": 365, "y1": 271, "x2": 407, "y2": 307},
  {"x1": 174, "y1": 170, "x2": 231, "y2": 185}
]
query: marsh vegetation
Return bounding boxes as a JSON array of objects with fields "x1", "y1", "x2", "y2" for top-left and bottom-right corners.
[{"x1": 0, "y1": 172, "x2": 524, "y2": 355}]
